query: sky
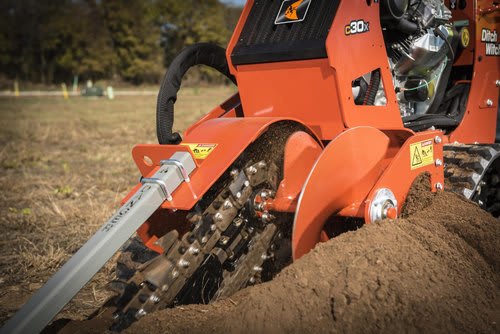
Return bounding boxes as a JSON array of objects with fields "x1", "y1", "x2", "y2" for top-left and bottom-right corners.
[{"x1": 220, "y1": 0, "x2": 246, "y2": 6}]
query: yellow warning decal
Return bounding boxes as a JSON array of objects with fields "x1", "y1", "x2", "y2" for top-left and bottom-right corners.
[
  {"x1": 181, "y1": 143, "x2": 217, "y2": 160},
  {"x1": 410, "y1": 140, "x2": 434, "y2": 170}
]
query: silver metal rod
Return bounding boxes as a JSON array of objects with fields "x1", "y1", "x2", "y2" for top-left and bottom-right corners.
[{"x1": 1, "y1": 152, "x2": 196, "y2": 334}]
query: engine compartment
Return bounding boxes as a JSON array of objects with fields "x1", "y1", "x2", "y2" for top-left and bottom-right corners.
[
  {"x1": 384, "y1": 0, "x2": 459, "y2": 115},
  {"x1": 353, "y1": 0, "x2": 470, "y2": 133}
]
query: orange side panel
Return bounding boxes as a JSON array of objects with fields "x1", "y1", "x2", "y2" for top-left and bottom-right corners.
[
  {"x1": 131, "y1": 118, "x2": 319, "y2": 211},
  {"x1": 326, "y1": 0, "x2": 403, "y2": 130},
  {"x1": 292, "y1": 127, "x2": 444, "y2": 260},
  {"x1": 364, "y1": 131, "x2": 445, "y2": 223},
  {"x1": 235, "y1": 59, "x2": 345, "y2": 140},
  {"x1": 269, "y1": 131, "x2": 323, "y2": 212},
  {"x1": 449, "y1": 3, "x2": 499, "y2": 144},
  {"x1": 292, "y1": 127, "x2": 392, "y2": 260}
]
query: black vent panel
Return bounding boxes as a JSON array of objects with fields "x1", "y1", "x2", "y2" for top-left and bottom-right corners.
[{"x1": 231, "y1": 0, "x2": 340, "y2": 65}]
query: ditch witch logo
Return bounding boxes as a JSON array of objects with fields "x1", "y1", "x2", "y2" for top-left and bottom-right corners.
[
  {"x1": 481, "y1": 28, "x2": 499, "y2": 56},
  {"x1": 275, "y1": 0, "x2": 312, "y2": 25}
]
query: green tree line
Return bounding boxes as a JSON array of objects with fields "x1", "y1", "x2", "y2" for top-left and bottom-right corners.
[{"x1": 0, "y1": 0, "x2": 242, "y2": 85}]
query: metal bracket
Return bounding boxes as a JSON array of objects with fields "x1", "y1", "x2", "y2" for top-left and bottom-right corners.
[
  {"x1": 161, "y1": 158, "x2": 191, "y2": 182},
  {"x1": 142, "y1": 178, "x2": 172, "y2": 201}
]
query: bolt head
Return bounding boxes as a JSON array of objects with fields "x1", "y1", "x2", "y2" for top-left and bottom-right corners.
[
  {"x1": 201, "y1": 236, "x2": 208, "y2": 244},
  {"x1": 255, "y1": 202, "x2": 265, "y2": 211},
  {"x1": 210, "y1": 224, "x2": 217, "y2": 231},
  {"x1": 434, "y1": 136, "x2": 442, "y2": 144},
  {"x1": 247, "y1": 166, "x2": 257, "y2": 175},
  {"x1": 236, "y1": 192, "x2": 242, "y2": 199},
  {"x1": 249, "y1": 277, "x2": 256, "y2": 284},
  {"x1": 244, "y1": 180, "x2": 250, "y2": 187},
  {"x1": 253, "y1": 266, "x2": 263, "y2": 272},
  {"x1": 262, "y1": 212, "x2": 275, "y2": 223},
  {"x1": 189, "y1": 246, "x2": 200, "y2": 255},
  {"x1": 223, "y1": 200, "x2": 233, "y2": 210},
  {"x1": 435, "y1": 159, "x2": 443, "y2": 167},
  {"x1": 486, "y1": 99, "x2": 494, "y2": 107},
  {"x1": 230, "y1": 169, "x2": 239, "y2": 178},
  {"x1": 179, "y1": 259, "x2": 190, "y2": 268},
  {"x1": 135, "y1": 309, "x2": 147, "y2": 318},
  {"x1": 172, "y1": 270, "x2": 179, "y2": 278},
  {"x1": 496, "y1": 80, "x2": 500, "y2": 87},
  {"x1": 150, "y1": 295, "x2": 160, "y2": 303},
  {"x1": 214, "y1": 212, "x2": 223, "y2": 222},
  {"x1": 261, "y1": 253, "x2": 273, "y2": 260},
  {"x1": 435, "y1": 182, "x2": 443, "y2": 191}
]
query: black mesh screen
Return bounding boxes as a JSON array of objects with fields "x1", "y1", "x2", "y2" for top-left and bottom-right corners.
[{"x1": 231, "y1": 0, "x2": 340, "y2": 65}]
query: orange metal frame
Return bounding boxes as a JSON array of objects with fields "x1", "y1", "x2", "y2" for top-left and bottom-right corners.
[
  {"x1": 129, "y1": 0, "x2": 498, "y2": 257},
  {"x1": 448, "y1": 0, "x2": 499, "y2": 143}
]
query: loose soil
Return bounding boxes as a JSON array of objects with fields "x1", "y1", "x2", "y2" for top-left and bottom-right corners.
[
  {"x1": 1, "y1": 97, "x2": 498, "y2": 333},
  {"x1": 57, "y1": 177, "x2": 500, "y2": 334}
]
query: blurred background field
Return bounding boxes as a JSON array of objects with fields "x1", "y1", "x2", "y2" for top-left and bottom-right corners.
[
  {"x1": 0, "y1": 1, "x2": 243, "y2": 90},
  {"x1": 0, "y1": 0, "x2": 243, "y2": 325},
  {"x1": 0, "y1": 87, "x2": 236, "y2": 324}
]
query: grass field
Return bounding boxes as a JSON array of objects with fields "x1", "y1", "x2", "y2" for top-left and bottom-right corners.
[{"x1": 0, "y1": 86, "x2": 236, "y2": 324}]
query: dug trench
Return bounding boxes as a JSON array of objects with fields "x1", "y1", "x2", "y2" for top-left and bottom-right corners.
[{"x1": 47, "y1": 177, "x2": 500, "y2": 333}]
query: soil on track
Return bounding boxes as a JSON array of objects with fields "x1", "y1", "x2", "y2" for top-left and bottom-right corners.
[{"x1": 58, "y1": 177, "x2": 500, "y2": 334}]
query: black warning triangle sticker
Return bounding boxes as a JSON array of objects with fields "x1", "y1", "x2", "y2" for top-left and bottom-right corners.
[{"x1": 412, "y1": 146, "x2": 423, "y2": 167}]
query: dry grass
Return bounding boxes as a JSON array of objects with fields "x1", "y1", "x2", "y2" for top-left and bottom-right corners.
[{"x1": 0, "y1": 86, "x2": 236, "y2": 324}]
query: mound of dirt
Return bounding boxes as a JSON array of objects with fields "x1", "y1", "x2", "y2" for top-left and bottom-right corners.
[{"x1": 125, "y1": 184, "x2": 499, "y2": 333}]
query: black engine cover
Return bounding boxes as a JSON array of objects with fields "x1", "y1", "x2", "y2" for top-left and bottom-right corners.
[{"x1": 231, "y1": 0, "x2": 340, "y2": 65}]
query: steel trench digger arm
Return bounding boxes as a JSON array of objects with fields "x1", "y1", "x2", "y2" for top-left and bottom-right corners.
[
  {"x1": 0, "y1": 153, "x2": 196, "y2": 334},
  {"x1": 0, "y1": 116, "x2": 314, "y2": 334}
]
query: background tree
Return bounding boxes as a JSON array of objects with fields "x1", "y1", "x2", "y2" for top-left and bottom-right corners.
[
  {"x1": 156, "y1": 0, "x2": 234, "y2": 83},
  {"x1": 56, "y1": 1, "x2": 116, "y2": 82},
  {"x1": 101, "y1": 0, "x2": 163, "y2": 84},
  {"x1": 0, "y1": 0, "x2": 243, "y2": 85}
]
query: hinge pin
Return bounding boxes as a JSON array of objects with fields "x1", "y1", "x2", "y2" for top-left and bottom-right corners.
[{"x1": 223, "y1": 200, "x2": 233, "y2": 210}]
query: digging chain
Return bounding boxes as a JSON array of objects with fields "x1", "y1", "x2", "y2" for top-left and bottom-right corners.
[
  {"x1": 444, "y1": 143, "x2": 500, "y2": 217},
  {"x1": 110, "y1": 159, "x2": 286, "y2": 330}
]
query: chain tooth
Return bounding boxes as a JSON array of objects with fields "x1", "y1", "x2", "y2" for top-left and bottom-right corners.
[
  {"x1": 444, "y1": 144, "x2": 500, "y2": 212},
  {"x1": 111, "y1": 159, "x2": 284, "y2": 330}
]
